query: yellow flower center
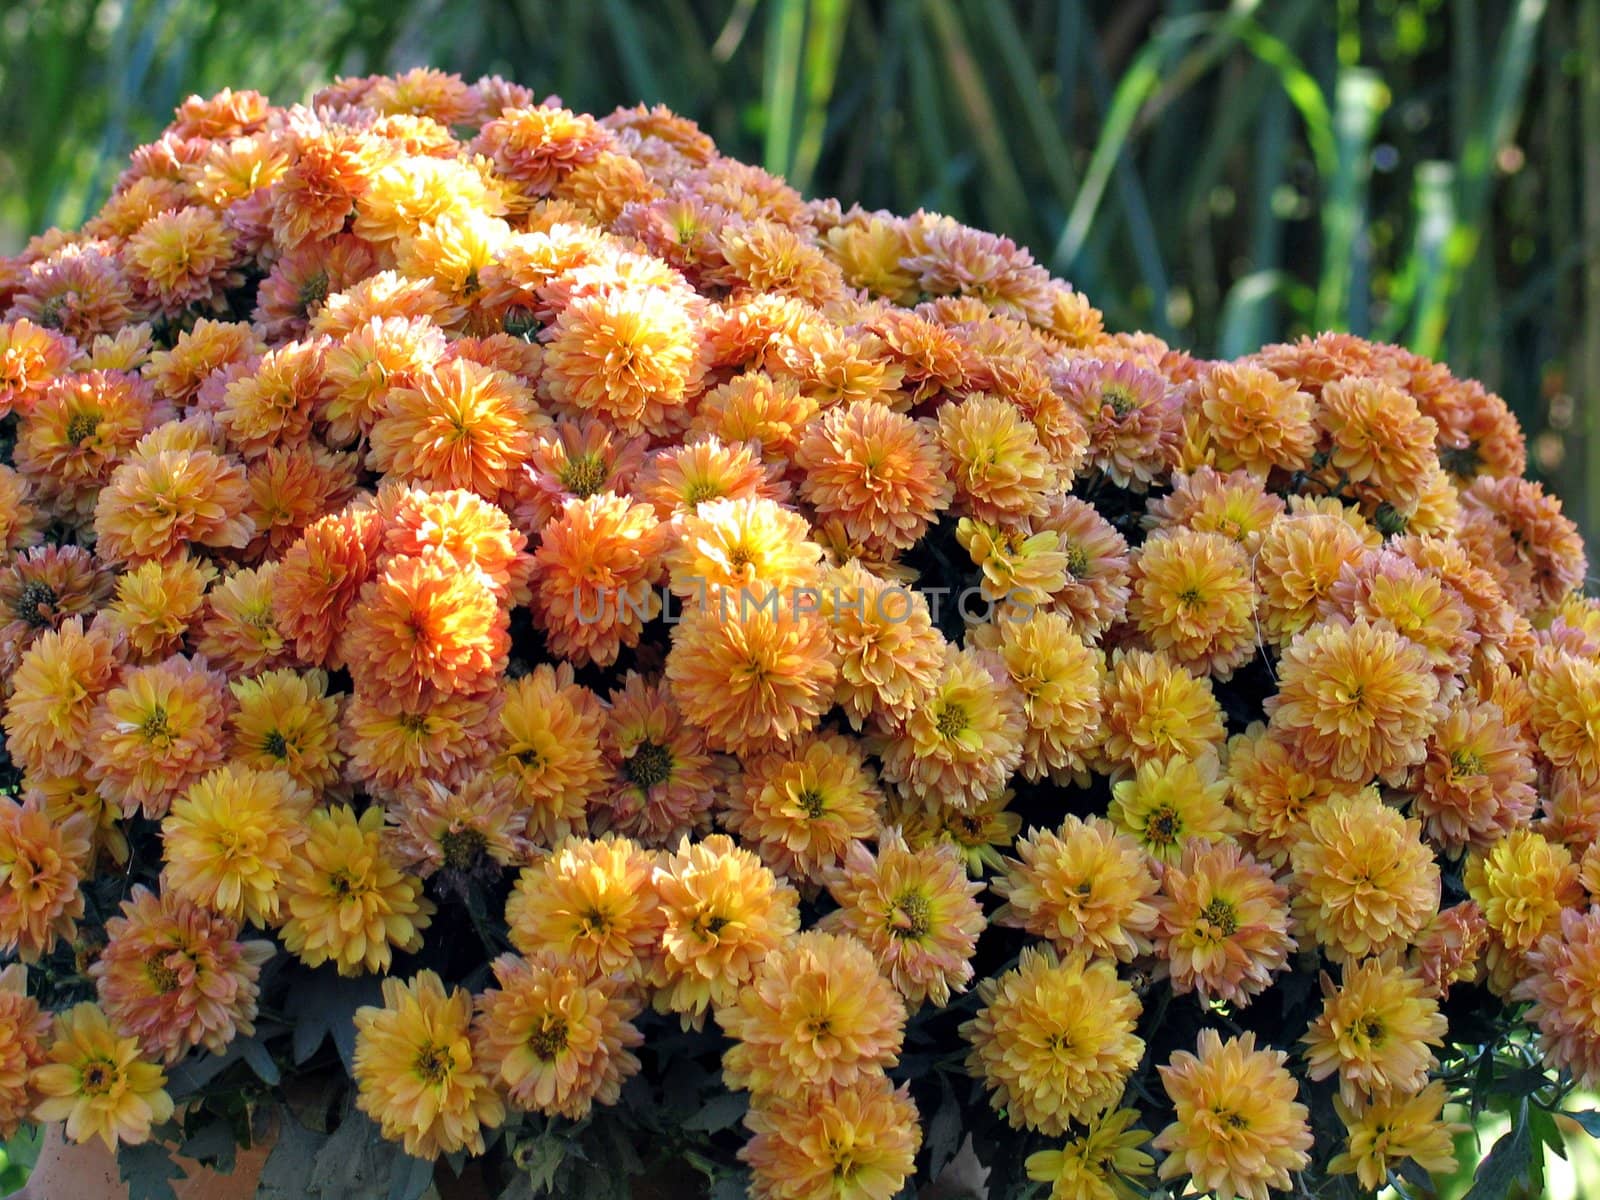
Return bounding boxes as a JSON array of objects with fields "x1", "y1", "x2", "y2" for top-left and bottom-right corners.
[
  {"x1": 1450, "y1": 748, "x2": 1485, "y2": 778},
  {"x1": 413, "y1": 1043, "x2": 452, "y2": 1084},
  {"x1": 560, "y1": 454, "x2": 608, "y2": 497},
  {"x1": 683, "y1": 479, "x2": 724, "y2": 506},
  {"x1": 141, "y1": 704, "x2": 173, "y2": 745},
  {"x1": 934, "y1": 702, "x2": 969, "y2": 740},
  {"x1": 144, "y1": 952, "x2": 181, "y2": 994},
  {"x1": 529, "y1": 1016, "x2": 569, "y2": 1061},
  {"x1": 1102, "y1": 384, "x2": 1137, "y2": 416},
  {"x1": 795, "y1": 787, "x2": 827, "y2": 819},
  {"x1": 1064, "y1": 543, "x2": 1091, "y2": 579},
  {"x1": 1198, "y1": 897, "x2": 1238, "y2": 938},
  {"x1": 625, "y1": 741, "x2": 674, "y2": 789},
  {"x1": 890, "y1": 888, "x2": 934, "y2": 940}
]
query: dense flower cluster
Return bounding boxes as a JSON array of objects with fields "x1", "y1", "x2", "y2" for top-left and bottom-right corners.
[{"x1": 0, "y1": 70, "x2": 1590, "y2": 1199}]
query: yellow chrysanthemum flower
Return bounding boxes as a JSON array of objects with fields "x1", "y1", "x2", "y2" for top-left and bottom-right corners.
[
  {"x1": 1025, "y1": 1107, "x2": 1155, "y2": 1200},
  {"x1": 32, "y1": 1002, "x2": 173, "y2": 1151},
  {"x1": 1303, "y1": 958, "x2": 1448, "y2": 1107}
]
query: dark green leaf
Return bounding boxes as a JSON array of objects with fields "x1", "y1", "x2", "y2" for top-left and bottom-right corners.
[
  {"x1": 256, "y1": 1114, "x2": 327, "y2": 1200},
  {"x1": 286, "y1": 969, "x2": 383, "y2": 1070},
  {"x1": 385, "y1": 1153, "x2": 435, "y2": 1200},
  {"x1": 179, "y1": 1119, "x2": 239, "y2": 1174},
  {"x1": 925, "y1": 1076, "x2": 962, "y2": 1182},
  {"x1": 238, "y1": 1036, "x2": 283, "y2": 1086},
  {"x1": 1566, "y1": 1108, "x2": 1600, "y2": 1137},
  {"x1": 1464, "y1": 1106, "x2": 1538, "y2": 1200},
  {"x1": 684, "y1": 1090, "x2": 748, "y2": 1133}
]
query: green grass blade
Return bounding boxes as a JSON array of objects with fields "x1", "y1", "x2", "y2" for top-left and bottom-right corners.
[
  {"x1": 762, "y1": 0, "x2": 807, "y2": 179},
  {"x1": 1314, "y1": 67, "x2": 1389, "y2": 332}
]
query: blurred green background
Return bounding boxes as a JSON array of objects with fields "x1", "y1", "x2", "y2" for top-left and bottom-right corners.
[{"x1": 0, "y1": 0, "x2": 1593, "y2": 555}]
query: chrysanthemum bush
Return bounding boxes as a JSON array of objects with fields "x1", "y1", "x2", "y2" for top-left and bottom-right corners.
[{"x1": 0, "y1": 67, "x2": 1594, "y2": 1200}]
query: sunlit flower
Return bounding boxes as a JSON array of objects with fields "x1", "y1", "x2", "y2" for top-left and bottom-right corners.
[
  {"x1": 0, "y1": 795, "x2": 92, "y2": 962},
  {"x1": 1466, "y1": 827, "x2": 1583, "y2": 995},
  {"x1": 1329, "y1": 1081, "x2": 1463, "y2": 1192},
  {"x1": 1303, "y1": 958, "x2": 1446, "y2": 1109},
  {"x1": 0, "y1": 964, "x2": 49, "y2": 1139},
  {"x1": 505, "y1": 834, "x2": 662, "y2": 984},
  {"x1": 740, "y1": 1074, "x2": 921, "y2": 1200},
  {"x1": 1155, "y1": 838, "x2": 1293, "y2": 1008},
  {"x1": 1108, "y1": 754, "x2": 1234, "y2": 864},
  {"x1": 1025, "y1": 1107, "x2": 1155, "y2": 1200},
  {"x1": 1096, "y1": 648, "x2": 1224, "y2": 772},
  {"x1": 32, "y1": 1003, "x2": 173, "y2": 1151}
]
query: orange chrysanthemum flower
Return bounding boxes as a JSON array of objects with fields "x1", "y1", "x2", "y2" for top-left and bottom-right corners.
[
  {"x1": 1303, "y1": 958, "x2": 1447, "y2": 1108},
  {"x1": 90, "y1": 885, "x2": 273, "y2": 1064},
  {"x1": 160, "y1": 764, "x2": 313, "y2": 927},
  {"x1": 17, "y1": 369, "x2": 172, "y2": 521},
  {"x1": 272, "y1": 502, "x2": 387, "y2": 668},
  {"x1": 194, "y1": 563, "x2": 289, "y2": 674},
  {"x1": 1466, "y1": 827, "x2": 1584, "y2": 995},
  {"x1": 504, "y1": 834, "x2": 662, "y2": 984},
  {"x1": 962, "y1": 945, "x2": 1144, "y2": 1135},
  {"x1": 740, "y1": 1075, "x2": 921, "y2": 1200},
  {"x1": 650, "y1": 834, "x2": 800, "y2": 1027},
  {"x1": 1330, "y1": 1081, "x2": 1463, "y2": 1192},
  {"x1": 818, "y1": 830, "x2": 983, "y2": 1008},
  {"x1": 719, "y1": 929, "x2": 904, "y2": 1098},
  {"x1": 821, "y1": 560, "x2": 945, "y2": 730},
  {"x1": 1316, "y1": 375, "x2": 1440, "y2": 509},
  {"x1": 1128, "y1": 528, "x2": 1258, "y2": 680},
  {"x1": 1266, "y1": 617, "x2": 1444, "y2": 786},
  {"x1": 938, "y1": 392, "x2": 1056, "y2": 522},
  {"x1": 1096, "y1": 648, "x2": 1224, "y2": 772},
  {"x1": 98, "y1": 554, "x2": 215, "y2": 661},
  {"x1": 0, "y1": 964, "x2": 49, "y2": 1139},
  {"x1": 369, "y1": 357, "x2": 542, "y2": 497},
  {"x1": 1411, "y1": 692, "x2": 1536, "y2": 854},
  {"x1": 1254, "y1": 512, "x2": 1374, "y2": 645},
  {"x1": 93, "y1": 422, "x2": 253, "y2": 565},
  {"x1": 1109, "y1": 754, "x2": 1235, "y2": 864},
  {"x1": 1516, "y1": 906, "x2": 1600, "y2": 1084},
  {"x1": 1225, "y1": 723, "x2": 1355, "y2": 868},
  {"x1": 1155, "y1": 838, "x2": 1293, "y2": 1008},
  {"x1": 0, "y1": 318, "x2": 76, "y2": 417},
  {"x1": 489, "y1": 664, "x2": 609, "y2": 846},
  {"x1": 1153, "y1": 1030, "x2": 1311, "y2": 1200},
  {"x1": 3, "y1": 616, "x2": 121, "y2": 779},
  {"x1": 1290, "y1": 790, "x2": 1440, "y2": 964},
  {"x1": 124, "y1": 207, "x2": 241, "y2": 312},
  {"x1": 85, "y1": 654, "x2": 233, "y2": 819},
  {"x1": 1197, "y1": 360, "x2": 1316, "y2": 478},
  {"x1": 0, "y1": 795, "x2": 92, "y2": 962},
  {"x1": 532, "y1": 492, "x2": 665, "y2": 668},
  {"x1": 474, "y1": 950, "x2": 642, "y2": 1118},
  {"x1": 353, "y1": 970, "x2": 504, "y2": 1158}
]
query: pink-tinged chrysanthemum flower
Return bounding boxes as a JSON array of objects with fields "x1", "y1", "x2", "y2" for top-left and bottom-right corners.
[
  {"x1": 542, "y1": 285, "x2": 704, "y2": 438},
  {"x1": 938, "y1": 392, "x2": 1057, "y2": 521},
  {"x1": 124, "y1": 207, "x2": 242, "y2": 313},
  {"x1": 1321, "y1": 549, "x2": 1477, "y2": 688},
  {"x1": 532, "y1": 492, "x2": 666, "y2": 668},
  {"x1": 1515, "y1": 906, "x2": 1600, "y2": 1084},
  {"x1": 870, "y1": 643, "x2": 1024, "y2": 811},
  {"x1": 278, "y1": 805, "x2": 435, "y2": 977},
  {"x1": 16, "y1": 369, "x2": 172, "y2": 522},
  {"x1": 0, "y1": 543, "x2": 117, "y2": 682},
  {"x1": 650, "y1": 834, "x2": 800, "y2": 1028},
  {"x1": 1096, "y1": 646, "x2": 1225, "y2": 772},
  {"x1": 3, "y1": 616, "x2": 121, "y2": 779},
  {"x1": 793, "y1": 401, "x2": 951, "y2": 552},
  {"x1": 1466, "y1": 827, "x2": 1584, "y2": 995},
  {"x1": 635, "y1": 434, "x2": 787, "y2": 519},
  {"x1": 0, "y1": 795, "x2": 92, "y2": 962},
  {"x1": 251, "y1": 232, "x2": 376, "y2": 340},
  {"x1": 740, "y1": 1074, "x2": 920, "y2": 1200},
  {"x1": 993, "y1": 815, "x2": 1158, "y2": 962},
  {"x1": 341, "y1": 549, "x2": 509, "y2": 703},
  {"x1": 818, "y1": 830, "x2": 984, "y2": 1008},
  {"x1": 1266, "y1": 617, "x2": 1444, "y2": 786},
  {"x1": 85, "y1": 654, "x2": 233, "y2": 819},
  {"x1": 1055, "y1": 357, "x2": 1178, "y2": 489},
  {"x1": 1143, "y1": 465, "x2": 1286, "y2": 555},
  {"x1": 1303, "y1": 958, "x2": 1447, "y2": 1107},
  {"x1": 723, "y1": 729, "x2": 883, "y2": 889},
  {"x1": 1128, "y1": 528, "x2": 1258, "y2": 680},
  {"x1": 902, "y1": 215, "x2": 1053, "y2": 321},
  {"x1": 90, "y1": 885, "x2": 273, "y2": 1064},
  {"x1": 0, "y1": 319, "x2": 76, "y2": 417},
  {"x1": 273, "y1": 502, "x2": 387, "y2": 668},
  {"x1": 217, "y1": 339, "x2": 327, "y2": 460},
  {"x1": 689, "y1": 371, "x2": 817, "y2": 467},
  {"x1": 141, "y1": 318, "x2": 262, "y2": 407},
  {"x1": 962, "y1": 945, "x2": 1144, "y2": 1135},
  {"x1": 338, "y1": 687, "x2": 499, "y2": 795},
  {"x1": 0, "y1": 964, "x2": 49, "y2": 1138},
  {"x1": 194, "y1": 563, "x2": 290, "y2": 674},
  {"x1": 369, "y1": 357, "x2": 543, "y2": 498},
  {"x1": 1155, "y1": 838, "x2": 1293, "y2": 1008},
  {"x1": 1411, "y1": 692, "x2": 1536, "y2": 855},
  {"x1": 504, "y1": 834, "x2": 663, "y2": 984},
  {"x1": 384, "y1": 774, "x2": 531, "y2": 880},
  {"x1": 503, "y1": 417, "x2": 648, "y2": 535},
  {"x1": 474, "y1": 950, "x2": 642, "y2": 1119},
  {"x1": 1411, "y1": 901, "x2": 1489, "y2": 998},
  {"x1": 93, "y1": 422, "x2": 254, "y2": 565},
  {"x1": 13, "y1": 241, "x2": 137, "y2": 343},
  {"x1": 1316, "y1": 375, "x2": 1440, "y2": 508},
  {"x1": 474, "y1": 105, "x2": 615, "y2": 199},
  {"x1": 1196, "y1": 360, "x2": 1316, "y2": 479},
  {"x1": 1031, "y1": 494, "x2": 1131, "y2": 636},
  {"x1": 1458, "y1": 474, "x2": 1587, "y2": 612},
  {"x1": 598, "y1": 671, "x2": 721, "y2": 847},
  {"x1": 666, "y1": 594, "x2": 838, "y2": 756},
  {"x1": 490, "y1": 663, "x2": 609, "y2": 847},
  {"x1": 318, "y1": 315, "x2": 446, "y2": 448},
  {"x1": 1109, "y1": 753, "x2": 1235, "y2": 864},
  {"x1": 1254, "y1": 510, "x2": 1376, "y2": 647},
  {"x1": 0, "y1": 463, "x2": 44, "y2": 558},
  {"x1": 353, "y1": 970, "x2": 504, "y2": 1159},
  {"x1": 1225, "y1": 723, "x2": 1356, "y2": 868},
  {"x1": 1154, "y1": 1030, "x2": 1311, "y2": 1200},
  {"x1": 719, "y1": 929, "x2": 904, "y2": 1099},
  {"x1": 1291, "y1": 790, "x2": 1440, "y2": 964}
]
